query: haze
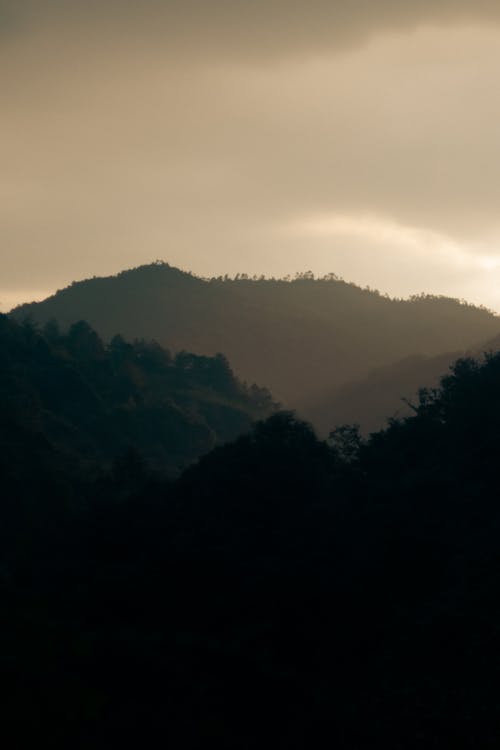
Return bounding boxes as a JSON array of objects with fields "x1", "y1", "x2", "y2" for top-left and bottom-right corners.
[{"x1": 3, "y1": 1, "x2": 500, "y2": 310}]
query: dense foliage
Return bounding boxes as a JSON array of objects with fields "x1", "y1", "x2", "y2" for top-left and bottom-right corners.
[
  {"x1": 0, "y1": 313, "x2": 275, "y2": 481},
  {"x1": 12, "y1": 262, "x2": 500, "y2": 431},
  {"x1": 3, "y1": 337, "x2": 500, "y2": 747}
]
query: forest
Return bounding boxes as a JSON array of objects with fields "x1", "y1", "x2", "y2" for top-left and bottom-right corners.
[
  {"x1": 3, "y1": 301, "x2": 500, "y2": 747},
  {"x1": 0, "y1": 313, "x2": 275, "y2": 480}
]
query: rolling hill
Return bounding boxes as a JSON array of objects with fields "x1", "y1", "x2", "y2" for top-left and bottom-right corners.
[{"x1": 13, "y1": 262, "x2": 500, "y2": 431}]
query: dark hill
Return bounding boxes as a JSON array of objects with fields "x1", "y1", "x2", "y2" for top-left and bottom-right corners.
[
  {"x1": 0, "y1": 313, "x2": 275, "y2": 478},
  {"x1": 13, "y1": 262, "x2": 500, "y2": 429}
]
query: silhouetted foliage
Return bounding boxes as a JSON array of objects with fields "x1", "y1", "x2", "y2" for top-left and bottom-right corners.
[
  {"x1": 4, "y1": 320, "x2": 500, "y2": 747},
  {"x1": 0, "y1": 313, "x2": 275, "y2": 478}
]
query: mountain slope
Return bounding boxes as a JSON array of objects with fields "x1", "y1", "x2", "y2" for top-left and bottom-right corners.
[
  {"x1": 0, "y1": 314, "x2": 275, "y2": 477},
  {"x1": 306, "y1": 351, "x2": 457, "y2": 434},
  {"x1": 13, "y1": 262, "x2": 500, "y2": 422},
  {"x1": 307, "y1": 331, "x2": 500, "y2": 435}
]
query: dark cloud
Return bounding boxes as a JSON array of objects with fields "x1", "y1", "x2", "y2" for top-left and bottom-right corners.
[{"x1": 2, "y1": 1, "x2": 500, "y2": 59}]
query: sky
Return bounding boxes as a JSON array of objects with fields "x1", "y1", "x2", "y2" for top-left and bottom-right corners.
[{"x1": 3, "y1": 1, "x2": 500, "y2": 311}]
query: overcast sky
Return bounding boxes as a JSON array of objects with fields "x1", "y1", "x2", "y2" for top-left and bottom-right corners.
[{"x1": 3, "y1": 1, "x2": 500, "y2": 310}]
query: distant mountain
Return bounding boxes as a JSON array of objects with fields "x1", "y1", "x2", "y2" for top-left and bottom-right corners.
[
  {"x1": 0, "y1": 314, "x2": 275, "y2": 478},
  {"x1": 306, "y1": 351, "x2": 458, "y2": 434},
  {"x1": 13, "y1": 262, "x2": 500, "y2": 430},
  {"x1": 307, "y1": 331, "x2": 500, "y2": 435}
]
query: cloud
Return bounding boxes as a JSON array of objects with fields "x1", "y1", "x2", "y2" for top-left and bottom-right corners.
[
  {"x1": 2, "y1": 4, "x2": 500, "y2": 310},
  {"x1": 2, "y1": 1, "x2": 500, "y2": 60}
]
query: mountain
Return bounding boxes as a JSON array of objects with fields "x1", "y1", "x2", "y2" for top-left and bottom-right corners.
[
  {"x1": 12, "y1": 262, "x2": 500, "y2": 430},
  {"x1": 306, "y1": 351, "x2": 458, "y2": 434},
  {"x1": 0, "y1": 313, "x2": 275, "y2": 479},
  {"x1": 308, "y1": 331, "x2": 500, "y2": 434}
]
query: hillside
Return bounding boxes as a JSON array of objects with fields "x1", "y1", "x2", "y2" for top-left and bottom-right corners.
[
  {"x1": 308, "y1": 331, "x2": 500, "y2": 434},
  {"x1": 12, "y1": 263, "x2": 500, "y2": 430},
  {"x1": 0, "y1": 314, "x2": 275, "y2": 478},
  {"x1": 306, "y1": 351, "x2": 458, "y2": 434}
]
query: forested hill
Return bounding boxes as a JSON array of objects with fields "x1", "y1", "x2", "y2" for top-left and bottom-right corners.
[
  {"x1": 0, "y1": 314, "x2": 275, "y2": 478},
  {"x1": 12, "y1": 263, "x2": 500, "y2": 423}
]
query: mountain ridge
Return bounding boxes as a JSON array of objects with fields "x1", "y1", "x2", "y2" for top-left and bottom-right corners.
[{"x1": 12, "y1": 261, "x2": 500, "y2": 431}]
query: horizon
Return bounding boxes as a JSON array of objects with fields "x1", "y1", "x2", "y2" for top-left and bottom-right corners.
[
  {"x1": 4, "y1": 2, "x2": 500, "y2": 313},
  {"x1": 3, "y1": 259, "x2": 500, "y2": 316}
]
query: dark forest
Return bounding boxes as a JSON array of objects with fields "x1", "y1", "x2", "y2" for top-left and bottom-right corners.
[{"x1": 4, "y1": 284, "x2": 500, "y2": 747}]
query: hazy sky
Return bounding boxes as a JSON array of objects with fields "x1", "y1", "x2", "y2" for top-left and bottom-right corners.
[{"x1": 3, "y1": 1, "x2": 500, "y2": 310}]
